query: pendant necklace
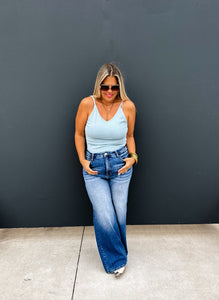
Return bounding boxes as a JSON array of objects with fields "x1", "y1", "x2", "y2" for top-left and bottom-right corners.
[{"x1": 102, "y1": 101, "x2": 114, "y2": 121}]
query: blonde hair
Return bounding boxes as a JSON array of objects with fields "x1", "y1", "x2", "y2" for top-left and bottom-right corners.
[{"x1": 93, "y1": 63, "x2": 129, "y2": 101}]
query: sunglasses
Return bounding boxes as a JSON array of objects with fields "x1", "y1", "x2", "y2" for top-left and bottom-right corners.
[{"x1": 100, "y1": 84, "x2": 119, "y2": 91}]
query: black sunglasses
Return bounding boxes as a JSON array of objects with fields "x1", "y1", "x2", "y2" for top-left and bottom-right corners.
[{"x1": 100, "y1": 84, "x2": 119, "y2": 91}]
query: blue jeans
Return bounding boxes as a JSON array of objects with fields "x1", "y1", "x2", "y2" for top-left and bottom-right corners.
[{"x1": 82, "y1": 145, "x2": 133, "y2": 273}]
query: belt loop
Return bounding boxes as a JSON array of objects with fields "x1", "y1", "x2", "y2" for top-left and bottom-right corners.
[
  {"x1": 91, "y1": 153, "x2": 94, "y2": 161},
  {"x1": 115, "y1": 150, "x2": 119, "y2": 158}
]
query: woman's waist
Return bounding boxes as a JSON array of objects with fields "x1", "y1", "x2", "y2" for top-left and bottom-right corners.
[{"x1": 86, "y1": 145, "x2": 128, "y2": 160}]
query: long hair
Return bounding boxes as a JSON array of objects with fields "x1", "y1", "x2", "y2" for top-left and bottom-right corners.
[{"x1": 93, "y1": 63, "x2": 129, "y2": 101}]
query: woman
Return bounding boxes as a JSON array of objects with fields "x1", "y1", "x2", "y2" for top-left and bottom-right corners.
[{"x1": 75, "y1": 63, "x2": 138, "y2": 278}]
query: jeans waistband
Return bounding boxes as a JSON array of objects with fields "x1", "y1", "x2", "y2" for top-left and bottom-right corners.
[{"x1": 86, "y1": 145, "x2": 128, "y2": 160}]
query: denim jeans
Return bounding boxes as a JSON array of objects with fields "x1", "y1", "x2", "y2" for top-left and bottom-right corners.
[{"x1": 82, "y1": 145, "x2": 133, "y2": 273}]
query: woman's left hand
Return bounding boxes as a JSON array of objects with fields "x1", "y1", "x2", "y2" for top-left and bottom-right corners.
[{"x1": 118, "y1": 157, "x2": 135, "y2": 175}]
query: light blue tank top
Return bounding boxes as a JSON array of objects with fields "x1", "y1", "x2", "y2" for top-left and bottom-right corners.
[{"x1": 85, "y1": 96, "x2": 128, "y2": 153}]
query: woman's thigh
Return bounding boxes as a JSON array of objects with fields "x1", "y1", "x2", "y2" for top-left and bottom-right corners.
[
  {"x1": 83, "y1": 173, "x2": 117, "y2": 227},
  {"x1": 109, "y1": 167, "x2": 133, "y2": 223}
]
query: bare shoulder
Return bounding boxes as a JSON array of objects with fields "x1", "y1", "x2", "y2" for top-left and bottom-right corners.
[
  {"x1": 123, "y1": 99, "x2": 136, "y2": 112},
  {"x1": 78, "y1": 96, "x2": 94, "y2": 113},
  {"x1": 80, "y1": 96, "x2": 94, "y2": 108}
]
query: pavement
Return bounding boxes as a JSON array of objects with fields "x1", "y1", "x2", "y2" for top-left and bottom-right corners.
[{"x1": 0, "y1": 224, "x2": 219, "y2": 300}]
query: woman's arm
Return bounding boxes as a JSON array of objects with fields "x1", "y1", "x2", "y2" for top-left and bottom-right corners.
[
  {"x1": 126, "y1": 100, "x2": 136, "y2": 154},
  {"x1": 118, "y1": 100, "x2": 136, "y2": 175},
  {"x1": 74, "y1": 97, "x2": 98, "y2": 175}
]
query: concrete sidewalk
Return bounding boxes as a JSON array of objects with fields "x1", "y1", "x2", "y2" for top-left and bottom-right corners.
[{"x1": 0, "y1": 224, "x2": 219, "y2": 300}]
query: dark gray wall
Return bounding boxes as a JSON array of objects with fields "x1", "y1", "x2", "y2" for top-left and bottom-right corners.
[{"x1": 1, "y1": 0, "x2": 219, "y2": 227}]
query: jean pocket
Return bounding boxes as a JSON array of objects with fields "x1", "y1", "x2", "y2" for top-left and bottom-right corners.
[{"x1": 118, "y1": 150, "x2": 128, "y2": 161}]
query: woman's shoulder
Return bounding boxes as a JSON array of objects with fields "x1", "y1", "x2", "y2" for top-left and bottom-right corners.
[
  {"x1": 122, "y1": 98, "x2": 136, "y2": 112},
  {"x1": 80, "y1": 95, "x2": 94, "y2": 105},
  {"x1": 79, "y1": 96, "x2": 94, "y2": 110}
]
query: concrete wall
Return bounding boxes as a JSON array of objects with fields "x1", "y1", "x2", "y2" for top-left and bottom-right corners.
[{"x1": 1, "y1": 0, "x2": 219, "y2": 227}]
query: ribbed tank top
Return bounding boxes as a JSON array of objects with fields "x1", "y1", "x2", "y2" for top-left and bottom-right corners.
[{"x1": 85, "y1": 95, "x2": 128, "y2": 153}]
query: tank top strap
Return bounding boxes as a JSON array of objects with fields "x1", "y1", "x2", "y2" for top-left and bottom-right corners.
[
  {"x1": 119, "y1": 99, "x2": 124, "y2": 108},
  {"x1": 91, "y1": 95, "x2": 96, "y2": 106}
]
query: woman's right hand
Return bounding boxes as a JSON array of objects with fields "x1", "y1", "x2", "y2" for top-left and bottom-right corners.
[{"x1": 81, "y1": 159, "x2": 98, "y2": 175}]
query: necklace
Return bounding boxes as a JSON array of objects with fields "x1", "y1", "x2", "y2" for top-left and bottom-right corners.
[{"x1": 101, "y1": 101, "x2": 114, "y2": 121}]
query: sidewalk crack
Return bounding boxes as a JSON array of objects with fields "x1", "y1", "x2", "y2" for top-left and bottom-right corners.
[{"x1": 71, "y1": 226, "x2": 85, "y2": 300}]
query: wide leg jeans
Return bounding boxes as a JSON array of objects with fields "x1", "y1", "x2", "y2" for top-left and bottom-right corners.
[{"x1": 82, "y1": 145, "x2": 133, "y2": 273}]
